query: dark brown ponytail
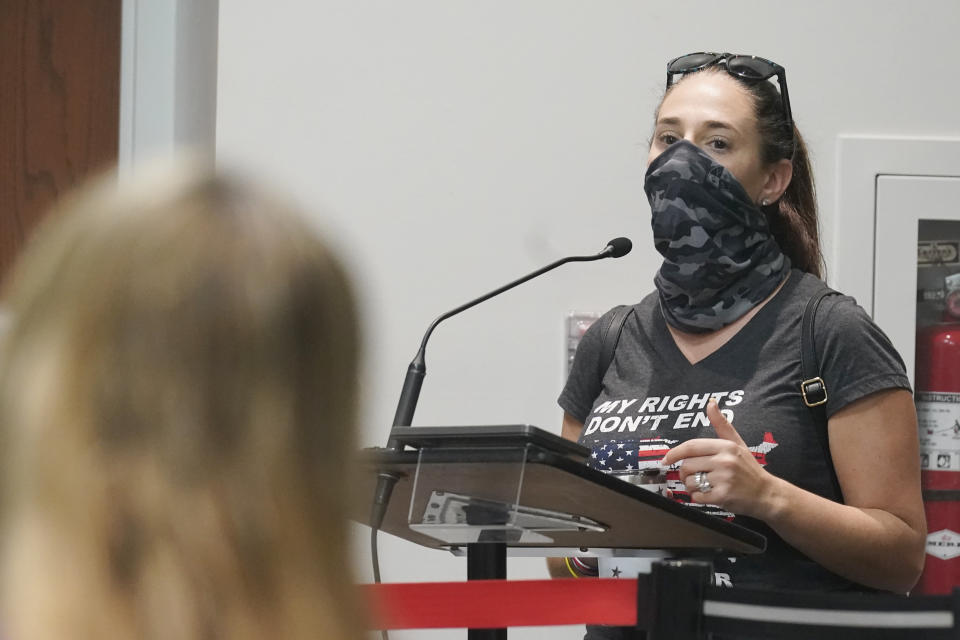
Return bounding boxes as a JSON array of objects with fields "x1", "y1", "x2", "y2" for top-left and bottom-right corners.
[{"x1": 740, "y1": 76, "x2": 824, "y2": 279}]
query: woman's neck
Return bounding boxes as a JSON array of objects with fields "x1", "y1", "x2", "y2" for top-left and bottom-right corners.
[{"x1": 666, "y1": 272, "x2": 791, "y2": 365}]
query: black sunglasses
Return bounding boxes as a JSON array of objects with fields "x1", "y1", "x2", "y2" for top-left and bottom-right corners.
[{"x1": 666, "y1": 52, "x2": 793, "y2": 142}]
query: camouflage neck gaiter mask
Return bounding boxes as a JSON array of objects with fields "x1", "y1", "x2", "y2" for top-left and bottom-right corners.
[{"x1": 644, "y1": 139, "x2": 791, "y2": 334}]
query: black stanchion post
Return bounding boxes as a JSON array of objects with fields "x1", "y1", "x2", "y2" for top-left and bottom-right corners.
[
  {"x1": 646, "y1": 559, "x2": 711, "y2": 640},
  {"x1": 467, "y1": 543, "x2": 507, "y2": 640}
]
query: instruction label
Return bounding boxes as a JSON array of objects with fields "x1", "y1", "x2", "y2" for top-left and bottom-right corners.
[{"x1": 917, "y1": 392, "x2": 960, "y2": 472}]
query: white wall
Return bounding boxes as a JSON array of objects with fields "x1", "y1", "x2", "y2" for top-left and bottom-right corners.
[{"x1": 214, "y1": 3, "x2": 960, "y2": 637}]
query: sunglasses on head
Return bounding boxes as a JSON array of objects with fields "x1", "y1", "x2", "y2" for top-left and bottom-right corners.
[{"x1": 666, "y1": 52, "x2": 793, "y2": 142}]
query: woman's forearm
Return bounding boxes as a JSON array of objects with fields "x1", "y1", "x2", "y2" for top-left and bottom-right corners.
[
  {"x1": 664, "y1": 395, "x2": 927, "y2": 593},
  {"x1": 761, "y1": 475, "x2": 925, "y2": 593}
]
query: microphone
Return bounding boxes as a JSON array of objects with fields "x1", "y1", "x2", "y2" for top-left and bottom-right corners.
[
  {"x1": 369, "y1": 237, "x2": 632, "y2": 530},
  {"x1": 602, "y1": 236, "x2": 633, "y2": 258},
  {"x1": 389, "y1": 236, "x2": 632, "y2": 435}
]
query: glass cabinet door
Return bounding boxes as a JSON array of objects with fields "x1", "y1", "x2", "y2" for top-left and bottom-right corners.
[
  {"x1": 876, "y1": 175, "x2": 960, "y2": 594},
  {"x1": 915, "y1": 221, "x2": 960, "y2": 490}
]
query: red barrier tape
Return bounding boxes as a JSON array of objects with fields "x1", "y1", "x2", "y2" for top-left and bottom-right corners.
[{"x1": 363, "y1": 578, "x2": 637, "y2": 630}]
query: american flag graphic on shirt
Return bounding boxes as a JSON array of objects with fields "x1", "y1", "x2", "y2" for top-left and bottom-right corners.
[
  {"x1": 586, "y1": 433, "x2": 779, "y2": 521},
  {"x1": 590, "y1": 437, "x2": 677, "y2": 472}
]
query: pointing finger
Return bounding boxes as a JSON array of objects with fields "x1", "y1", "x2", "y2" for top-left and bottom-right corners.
[{"x1": 707, "y1": 399, "x2": 746, "y2": 447}]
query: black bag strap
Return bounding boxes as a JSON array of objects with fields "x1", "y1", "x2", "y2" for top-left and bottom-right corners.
[
  {"x1": 599, "y1": 305, "x2": 635, "y2": 376},
  {"x1": 800, "y1": 287, "x2": 844, "y2": 502}
]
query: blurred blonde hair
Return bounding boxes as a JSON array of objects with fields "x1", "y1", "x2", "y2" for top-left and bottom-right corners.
[{"x1": 0, "y1": 161, "x2": 366, "y2": 640}]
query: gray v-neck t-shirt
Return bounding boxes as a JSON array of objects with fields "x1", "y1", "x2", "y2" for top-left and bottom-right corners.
[{"x1": 559, "y1": 269, "x2": 911, "y2": 591}]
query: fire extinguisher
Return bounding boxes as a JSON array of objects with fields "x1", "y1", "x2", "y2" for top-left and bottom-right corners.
[{"x1": 915, "y1": 274, "x2": 960, "y2": 595}]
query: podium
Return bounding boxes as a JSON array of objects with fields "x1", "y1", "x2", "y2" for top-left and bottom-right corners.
[{"x1": 358, "y1": 425, "x2": 766, "y2": 638}]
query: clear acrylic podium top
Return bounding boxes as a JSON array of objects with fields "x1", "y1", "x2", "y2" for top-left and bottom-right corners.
[{"x1": 357, "y1": 425, "x2": 765, "y2": 557}]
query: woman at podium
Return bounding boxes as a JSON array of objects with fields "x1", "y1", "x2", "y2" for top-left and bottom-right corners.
[{"x1": 553, "y1": 52, "x2": 926, "y2": 639}]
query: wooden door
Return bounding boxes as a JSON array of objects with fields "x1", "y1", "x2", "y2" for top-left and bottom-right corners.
[{"x1": 0, "y1": 0, "x2": 121, "y2": 280}]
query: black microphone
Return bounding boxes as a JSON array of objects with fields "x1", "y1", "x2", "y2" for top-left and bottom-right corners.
[
  {"x1": 602, "y1": 236, "x2": 633, "y2": 258},
  {"x1": 369, "y1": 237, "x2": 632, "y2": 531},
  {"x1": 389, "y1": 236, "x2": 632, "y2": 435}
]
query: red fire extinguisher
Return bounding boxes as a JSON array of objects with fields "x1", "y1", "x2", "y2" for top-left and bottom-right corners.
[{"x1": 915, "y1": 278, "x2": 960, "y2": 595}]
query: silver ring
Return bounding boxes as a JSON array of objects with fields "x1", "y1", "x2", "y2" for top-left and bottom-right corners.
[{"x1": 695, "y1": 471, "x2": 712, "y2": 494}]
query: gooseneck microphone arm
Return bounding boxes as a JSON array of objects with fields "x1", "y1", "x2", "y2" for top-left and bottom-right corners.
[
  {"x1": 370, "y1": 237, "x2": 632, "y2": 531},
  {"x1": 389, "y1": 236, "x2": 633, "y2": 436}
]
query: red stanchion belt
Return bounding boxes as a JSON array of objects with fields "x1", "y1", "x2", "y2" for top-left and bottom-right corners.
[{"x1": 363, "y1": 578, "x2": 637, "y2": 629}]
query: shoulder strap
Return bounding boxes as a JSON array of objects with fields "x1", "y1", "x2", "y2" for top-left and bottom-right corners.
[
  {"x1": 800, "y1": 287, "x2": 844, "y2": 502},
  {"x1": 599, "y1": 305, "x2": 635, "y2": 376}
]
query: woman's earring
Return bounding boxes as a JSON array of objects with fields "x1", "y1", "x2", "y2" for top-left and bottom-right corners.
[{"x1": 761, "y1": 199, "x2": 770, "y2": 206}]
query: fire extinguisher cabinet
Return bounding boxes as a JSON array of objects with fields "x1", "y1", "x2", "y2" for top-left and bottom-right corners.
[{"x1": 839, "y1": 154, "x2": 960, "y2": 596}]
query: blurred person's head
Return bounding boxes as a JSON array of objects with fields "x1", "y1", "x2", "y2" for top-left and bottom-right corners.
[{"x1": 0, "y1": 161, "x2": 365, "y2": 640}]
